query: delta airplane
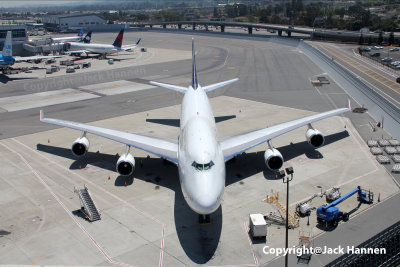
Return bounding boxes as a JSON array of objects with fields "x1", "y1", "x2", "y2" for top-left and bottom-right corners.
[
  {"x1": 50, "y1": 28, "x2": 85, "y2": 43},
  {"x1": 40, "y1": 39, "x2": 350, "y2": 222},
  {"x1": 0, "y1": 31, "x2": 61, "y2": 71},
  {"x1": 67, "y1": 29, "x2": 141, "y2": 57}
]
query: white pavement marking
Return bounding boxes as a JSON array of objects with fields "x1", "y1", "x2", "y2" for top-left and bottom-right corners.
[
  {"x1": 11, "y1": 138, "x2": 166, "y2": 267},
  {"x1": 0, "y1": 141, "x2": 138, "y2": 267},
  {"x1": 243, "y1": 222, "x2": 259, "y2": 267},
  {"x1": 0, "y1": 89, "x2": 99, "y2": 112}
]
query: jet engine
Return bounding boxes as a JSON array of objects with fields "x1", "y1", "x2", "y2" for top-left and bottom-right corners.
[
  {"x1": 306, "y1": 128, "x2": 325, "y2": 148},
  {"x1": 71, "y1": 136, "x2": 89, "y2": 157},
  {"x1": 264, "y1": 148, "x2": 284, "y2": 171},
  {"x1": 116, "y1": 153, "x2": 135, "y2": 176}
]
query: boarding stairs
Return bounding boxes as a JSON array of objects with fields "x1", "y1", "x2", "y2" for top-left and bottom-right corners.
[
  {"x1": 75, "y1": 185, "x2": 101, "y2": 222},
  {"x1": 264, "y1": 192, "x2": 299, "y2": 229}
]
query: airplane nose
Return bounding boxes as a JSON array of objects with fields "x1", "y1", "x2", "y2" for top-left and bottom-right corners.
[{"x1": 193, "y1": 194, "x2": 220, "y2": 215}]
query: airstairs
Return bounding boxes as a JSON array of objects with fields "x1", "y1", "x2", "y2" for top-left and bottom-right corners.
[
  {"x1": 74, "y1": 185, "x2": 101, "y2": 222},
  {"x1": 264, "y1": 191, "x2": 299, "y2": 229}
]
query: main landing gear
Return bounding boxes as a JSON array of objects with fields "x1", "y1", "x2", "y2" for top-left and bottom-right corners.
[{"x1": 198, "y1": 214, "x2": 211, "y2": 224}]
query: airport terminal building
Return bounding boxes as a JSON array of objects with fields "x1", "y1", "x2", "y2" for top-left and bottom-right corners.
[
  {"x1": 42, "y1": 13, "x2": 107, "y2": 32},
  {"x1": 0, "y1": 25, "x2": 28, "y2": 55}
]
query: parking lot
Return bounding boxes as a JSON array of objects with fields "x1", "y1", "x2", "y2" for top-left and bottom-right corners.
[{"x1": 360, "y1": 46, "x2": 400, "y2": 72}]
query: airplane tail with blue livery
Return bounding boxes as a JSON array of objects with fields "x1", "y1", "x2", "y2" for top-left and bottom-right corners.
[
  {"x1": 2, "y1": 31, "x2": 12, "y2": 57},
  {"x1": 150, "y1": 39, "x2": 239, "y2": 94},
  {"x1": 81, "y1": 31, "x2": 92, "y2": 43}
]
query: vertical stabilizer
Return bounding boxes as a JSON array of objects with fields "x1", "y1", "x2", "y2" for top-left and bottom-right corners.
[
  {"x1": 192, "y1": 38, "x2": 198, "y2": 90},
  {"x1": 112, "y1": 29, "x2": 124, "y2": 48},
  {"x1": 78, "y1": 28, "x2": 84, "y2": 37},
  {"x1": 2, "y1": 31, "x2": 12, "y2": 57},
  {"x1": 82, "y1": 31, "x2": 92, "y2": 43}
]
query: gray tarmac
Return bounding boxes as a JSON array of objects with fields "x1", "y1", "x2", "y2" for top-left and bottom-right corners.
[{"x1": 0, "y1": 30, "x2": 399, "y2": 266}]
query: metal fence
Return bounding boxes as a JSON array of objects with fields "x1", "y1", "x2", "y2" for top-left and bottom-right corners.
[{"x1": 326, "y1": 220, "x2": 400, "y2": 267}]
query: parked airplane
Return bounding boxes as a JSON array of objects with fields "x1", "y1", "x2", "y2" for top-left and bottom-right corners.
[
  {"x1": 0, "y1": 31, "x2": 61, "y2": 71},
  {"x1": 50, "y1": 28, "x2": 85, "y2": 43},
  {"x1": 40, "y1": 39, "x2": 350, "y2": 222},
  {"x1": 67, "y1": 29, "x2": 141, "y2": 58}
]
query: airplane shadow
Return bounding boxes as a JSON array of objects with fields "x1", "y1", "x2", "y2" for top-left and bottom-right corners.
[
  {"x1": 174, "y1": 189, "x2": 223, "y2": 264},
  {"x1": 0, "y1": 74, "x2": 38, "y2": 83},
  {"x1": 226, "y1": 130, "x2": 349, "y2": 185},
  {"x1": 36, "y1": 129, "x2": 347, "y2": 263},
  {"x1": 36, "y1": 143, "x2": 222, "y2": 263}
]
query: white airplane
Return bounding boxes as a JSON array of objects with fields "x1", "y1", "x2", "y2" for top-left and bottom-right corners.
[
  {"x1": 67, "y1": 29, "x2": 141, "y2": 57},
  {"x1": 50, "y1": 28, "x2": 85, "y2": 43},
  {"x1": 0, "y1": 31, "x2": 61, "y2": 70},
  {"x1": 40, "y1": 39, "x2": 350, "y2": 222}
]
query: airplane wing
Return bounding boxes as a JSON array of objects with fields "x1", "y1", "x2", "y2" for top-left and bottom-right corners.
[
  {"x1": 220, "y1": 100, "x2": 351, "y2": 161},
  {"x1": 121, "y1": 38, "x2": 141, "y2": 51},
  {"x1": 14, "y1": 55, "x2": 62, "y2": 62},
  {"x1": 40, "y1": 111, "x2": 178, "y2": 164}
]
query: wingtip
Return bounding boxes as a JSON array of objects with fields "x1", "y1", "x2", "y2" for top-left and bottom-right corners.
[
  {"x1": 347, "y1": 99, "x2": 351, "y2": 110},
  {"x1": 40, "y1": 110, "x2": 44, "y2": 121}
]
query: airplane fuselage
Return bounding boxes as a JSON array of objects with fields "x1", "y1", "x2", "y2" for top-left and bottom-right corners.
[
  {"x1": 0, "y1": 54, "x2": 14, "y2": 67},
  {"x1": 69, "y1": 43, "x2": 122, "y2": 55},
  {"x1": 178, "y1": 85, "x2": 225, "y2": 215}
]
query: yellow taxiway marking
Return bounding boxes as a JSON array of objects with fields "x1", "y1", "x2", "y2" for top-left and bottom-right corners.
[
  {"x1": 227, "y1": 66, "x2": 236, "y2": 70},
  {"x1": 317, "y1": 44, "x2": 400, "y2": 95},
  {"x1": 31, "y1": 254, "x2": 45, "y2": 265}
]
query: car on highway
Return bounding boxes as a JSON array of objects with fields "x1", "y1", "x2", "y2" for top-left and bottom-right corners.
[
  {"x1": 372, "y1": 46, "x2": 383, "y2": 50},
  {"x1": 390, "y1": 61, "x2": 400, "y2": 66},
  {"x1": 389, "y1": 48, "x2": 399, "y2": 52},
  {"x1": 381, "y1": 57, "x2": 393, "y2": 62},
  {"x1": 361, "y1": 47, "x2": 371, "y2": 52},
  {"x1": 370, "y1": 52, "x2": 380, "y2": 57}
]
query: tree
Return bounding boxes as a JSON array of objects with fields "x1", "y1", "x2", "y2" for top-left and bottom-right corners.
[
  {"x1": 359, "y1": 33, "x2": 364, "y2": 45},
  {"x1": 378, "y1": 31, "x2": 383, "y2": 45},
  {"x1": 213, "y1": 7, "x2": 219, "y2": 18},
  {"x1": 389, "y1": 31, "x2": 394, "y2": 45}
]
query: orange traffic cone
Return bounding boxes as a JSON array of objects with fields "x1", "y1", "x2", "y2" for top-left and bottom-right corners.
[
  {"x1": 124, "y1": 182, "x2": 127, "y2": 187},
  {"x1": 48, "y1": 139, "x2": 50, "y2": 143},
  {"x1": 108, "y1": 176, "x2": 110, "y2": 180}
]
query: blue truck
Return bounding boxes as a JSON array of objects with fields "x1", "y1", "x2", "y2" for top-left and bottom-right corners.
[{"x1": 317, "y1": 186, "x2": 373, "y2": 227}]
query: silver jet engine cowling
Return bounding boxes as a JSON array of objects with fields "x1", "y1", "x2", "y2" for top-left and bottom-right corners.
[
  {"x1": 116, "y1": 153, "x2": 135, "y2": 176},
  {"x1": 264, "y1": 148, "x2": 284, "y2": 171},
  {"x1": 306, "y1": 128, "x2": 325, "y2": 148},
  {"x1": 71, "y1": 136, "x2": 89, "y2": 157}
]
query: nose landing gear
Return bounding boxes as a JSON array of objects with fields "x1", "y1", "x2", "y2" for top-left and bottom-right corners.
[{"x1": 198, "y1": 214, "x2": 211, "y2": 224}]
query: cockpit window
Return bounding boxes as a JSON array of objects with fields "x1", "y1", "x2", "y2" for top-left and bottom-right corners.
[{"x1": 192, "y1": 161, "x2": 214, "y2": 171}]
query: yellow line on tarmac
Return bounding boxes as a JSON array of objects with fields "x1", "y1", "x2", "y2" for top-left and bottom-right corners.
[{"x1": 31, "y1": 254, "x2": 45, "y2": 265}]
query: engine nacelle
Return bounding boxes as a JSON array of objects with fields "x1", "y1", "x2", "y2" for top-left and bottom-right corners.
[
  {"x1": 116, "y1": 153, "x2": 135, "y2": 176},
  {"x1": 306, "y1": 128, "x2": 325, "y2": 148},
  {"x1": 71, "y1": 137, "x2": 89, "y2": 157},
  {"x1": 264, "y1": 148, "x2": 284, "y2": 171}
]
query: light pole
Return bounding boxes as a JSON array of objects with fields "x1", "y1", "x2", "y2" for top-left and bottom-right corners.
[{"x1": 282, "y1": 166, "x2": 294, "y2": 267}]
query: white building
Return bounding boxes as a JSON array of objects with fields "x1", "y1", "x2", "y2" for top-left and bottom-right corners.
[{"x1": 42, "y1": 14, "x2": 106, "y2": 31}]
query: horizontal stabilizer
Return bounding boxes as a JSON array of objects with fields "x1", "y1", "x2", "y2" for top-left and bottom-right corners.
[
  {"x1": 203, "y1": 78, "x2": 239, "y2": 93},
  {"x1": 149, "y1": 81, "x2": 186, "y2": 94}
]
